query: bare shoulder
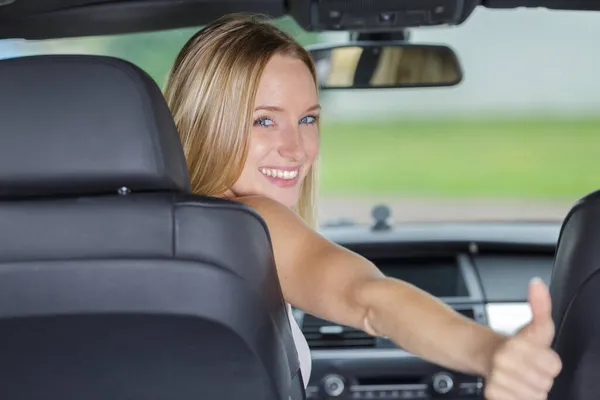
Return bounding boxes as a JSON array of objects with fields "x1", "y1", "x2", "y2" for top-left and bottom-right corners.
[
  {"x1": 233, "y1": 195, "x2": 309, "y2": 232},
  {"x1": 231, "y1": 195, "x2": 380, "y2": 323},
  {"x1": 231, "y1": 195, "x2": 329, "y2": 270},
  {"x1": 234, "y1": 194, "x2": 291, "y2": 213}
]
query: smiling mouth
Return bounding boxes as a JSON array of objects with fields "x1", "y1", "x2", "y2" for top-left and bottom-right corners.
[{"x1": 259, "y1": 167, "x2": 299, "y2": 180}]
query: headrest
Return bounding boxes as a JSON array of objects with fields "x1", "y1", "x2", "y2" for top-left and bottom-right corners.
[{"x1": 0, "y1": 55, "x2": 190, "y2": 198}]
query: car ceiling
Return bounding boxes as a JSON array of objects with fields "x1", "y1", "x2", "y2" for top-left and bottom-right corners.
[
  {"x1": 1, "y1": 0, "x2": 600, "y2": 40},
  {"x1": 0, "y1": 0, "x2": 286, "y2": 39}
]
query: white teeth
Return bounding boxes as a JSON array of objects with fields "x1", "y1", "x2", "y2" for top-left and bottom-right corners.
[{"x1": 260, "y1": 168, "x2": 299, "y2": 180}]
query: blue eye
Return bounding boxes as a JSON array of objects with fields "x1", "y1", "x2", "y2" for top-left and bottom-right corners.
[
  {"x1": 300, "y1": 115, "x2": 319, "y2": 125},
  {"x1": 254, "y1": 117, "x2": 275, "y2": 127}
]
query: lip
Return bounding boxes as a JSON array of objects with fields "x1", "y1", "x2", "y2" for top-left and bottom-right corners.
[
  {"x1": 259, "y1": 166, "x2": 302, "y2": 188},
  {"x1": 259, "y1": 165, "x2": 302, "y2": 171}
]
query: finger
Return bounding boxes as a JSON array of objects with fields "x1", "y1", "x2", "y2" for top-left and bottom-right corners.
[
  {"x1": 511, "y1": 364, "x2": 554, "y2": 395},
  {"x1": 487, "y1": 369, "x2": 547, "y2": 400},
  {"x1": 494, "y1": 341, "x2": 559, "y2": 393},
  {"x1": 484, "y1": 380, "x2": 520, "y2": 400},
  {"x1": 529, "y1": 347, "x2": 562, "y2": 380},
  {"x1": 492, "y1": 361, "x2": 547, "y2": 396},
  {"x1": 522, "y1": 277, "x2": 554, "y2": 346},
  {"x1": 529, "y1": 277, "x2": 552, "y2": 323},
  {"x1": 514, "y1": 340, "x2": 562, "y2": 383}
]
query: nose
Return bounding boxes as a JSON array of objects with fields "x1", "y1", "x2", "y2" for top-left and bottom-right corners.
[{"x1": 278, "y1": 125, "x2": 306, "y2": 162}]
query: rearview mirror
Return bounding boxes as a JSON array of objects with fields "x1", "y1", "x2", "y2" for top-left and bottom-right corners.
[{"x1": 308, "y1": 43, "x2": 463, "y2": 90}]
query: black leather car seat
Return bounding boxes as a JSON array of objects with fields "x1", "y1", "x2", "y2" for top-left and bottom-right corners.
[
  {"x1": 548, "y1": 191, "x2": 600, "y2": 400},
  {"x1": 0, "y1": 54, "x2": 304, "y2": 400}
]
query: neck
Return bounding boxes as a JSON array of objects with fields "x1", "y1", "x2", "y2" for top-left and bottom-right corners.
[{"x1": 216, "y1": 190, "x2": 235, "y2": 199}]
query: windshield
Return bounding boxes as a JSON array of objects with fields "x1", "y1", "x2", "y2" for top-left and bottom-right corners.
[{"x1": 2, "y1": 8, "x2": 599, "y2": 226}]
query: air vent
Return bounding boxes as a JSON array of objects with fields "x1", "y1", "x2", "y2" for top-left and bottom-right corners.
[{"x1": 301, "y1": 314, "x2": 376, "y2": 349}]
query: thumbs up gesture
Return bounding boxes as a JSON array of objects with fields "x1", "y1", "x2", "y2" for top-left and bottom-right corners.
[{"x1": 484, "y1": 278, "x2": 563, "y2": 399}]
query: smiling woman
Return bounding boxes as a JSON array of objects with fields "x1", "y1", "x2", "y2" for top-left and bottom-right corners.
[{"x1": 163, "y1": 14, "x2": 320, "y2": 227}]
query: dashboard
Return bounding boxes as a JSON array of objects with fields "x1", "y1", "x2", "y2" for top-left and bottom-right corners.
[{"x1": 294, "y1": 220, "x2": 560, "y2": 400}]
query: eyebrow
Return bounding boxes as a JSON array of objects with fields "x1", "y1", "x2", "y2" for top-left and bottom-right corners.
[{"x1": 254, "y1": 104, "x2": 322, "y2": 113}]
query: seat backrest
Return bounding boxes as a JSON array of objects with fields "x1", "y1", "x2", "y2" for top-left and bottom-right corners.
[
  {"x1": 0, "y1": 54, "x2": 302, "y2": 400},
  {"x1": 549, "y1": 191, "x2": 600, "y2": 400}
]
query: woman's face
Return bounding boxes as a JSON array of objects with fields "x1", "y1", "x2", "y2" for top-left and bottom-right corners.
[{"x1": 229, "y1": 54, "x2": 320, "y2": 208}]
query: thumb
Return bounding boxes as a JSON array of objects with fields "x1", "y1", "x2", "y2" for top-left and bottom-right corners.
[{"x1": 519, "y1": 277, "x2": 555, "y2": 346}]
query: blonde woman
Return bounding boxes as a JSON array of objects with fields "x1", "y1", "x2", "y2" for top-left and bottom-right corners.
[{"x1": 164, "y1": 13, "x2": 561, "y2": 399}]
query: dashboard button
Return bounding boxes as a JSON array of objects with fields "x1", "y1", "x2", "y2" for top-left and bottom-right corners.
[
  {"x1": 323, "y1": 374, "x2": 345, "y2": 397},
  {"x1": 432, "y1": 372, "x2": 454, "y2": 394}
]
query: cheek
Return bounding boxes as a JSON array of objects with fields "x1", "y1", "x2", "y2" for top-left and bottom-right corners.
[
  {"x1": 251, "y1": 133, "x2": 273, "y2": 157},
  {"x1": 304, "y1": 129, "x2": 320, "y2": 162},
  {"x1": 242, "y1": 136, "x2": 269, "y2": 169},
  {"x1": 236, "y1": 136, "x2": 271, "y2": 184}
]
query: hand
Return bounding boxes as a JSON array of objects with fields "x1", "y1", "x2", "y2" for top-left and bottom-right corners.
[{"x1": 484, "y1": 278, "x2": 562, "y2": 399}]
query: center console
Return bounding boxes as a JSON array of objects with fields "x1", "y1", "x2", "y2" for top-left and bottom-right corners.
[
  {"x1": 306, "y1": 359, "x2": 483, "y2": 399},
  {"x1": 308, "y1": 370, "x2": 482, "y2": 399},
  {"x1": 296, "y1": 252, "x2": 487, "y2": 400}
]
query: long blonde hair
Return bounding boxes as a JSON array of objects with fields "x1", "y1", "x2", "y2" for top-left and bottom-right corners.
[{"x1": 164, "y1": 13, "x2": 319, "y2": 227}]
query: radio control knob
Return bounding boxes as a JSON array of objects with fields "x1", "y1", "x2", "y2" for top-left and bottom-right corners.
[
  {"x1": 323, "y1": 374, "x2": 345, "y2": 397},
  {"x1": 432, "y1": 372, "x2": 454, "y2": 394}
]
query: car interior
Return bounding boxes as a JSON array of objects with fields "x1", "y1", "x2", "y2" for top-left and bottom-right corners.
[{"x1": 1, "y1": 1, "x2": 599, "y2": 400}]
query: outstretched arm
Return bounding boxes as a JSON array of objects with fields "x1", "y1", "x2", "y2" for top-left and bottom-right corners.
[
  {"x1": 237, "y1": 195, "x2": 502, "y2": 376},
  {"x1": 237, "y1": 195, "x2": 561, "y2": 399}
]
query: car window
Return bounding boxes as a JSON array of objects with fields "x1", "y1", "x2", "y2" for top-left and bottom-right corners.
[{"x1": 2, "y1": 10, "x2": 599, "y2": 225}]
